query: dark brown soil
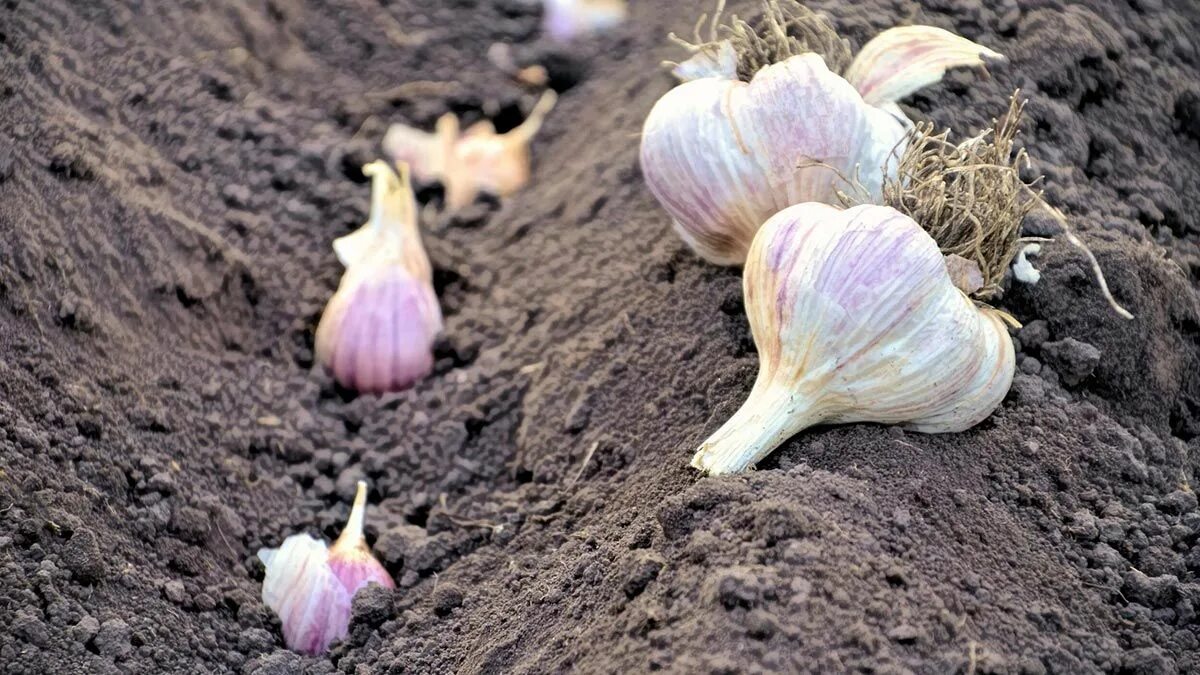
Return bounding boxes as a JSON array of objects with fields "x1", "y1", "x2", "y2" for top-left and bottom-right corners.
[{"x1": 1, "y1": 0, "x2": 1199, "y2": 673}]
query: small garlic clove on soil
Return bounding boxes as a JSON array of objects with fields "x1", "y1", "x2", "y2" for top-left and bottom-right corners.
[
  {"x1": 542, "y1": 0, "x2": 628, "y2": 43},
  {"x1": 641, "y1": 53, "x2": 907, "y2": 266},
  {"x1": 257, "y1": 482, "x2": 393, "y2": 656},
  {"x1": 383, "y1": 92, "x2": 556, "y2": 211},
  {"x1": 328, "y1": 481, "x2": 396, "y2": 594},
  {"x1": 691, "y1": 203, "x2": 1015, "y2": 475},
  {"x1": 315, "y1": 266, "x2": 442, "y2": 394},
  {"x1": 845, "y1": 26, "x2": 1005, "y2": 107},
  {"x1": 316, "y1": 161, "x2": 442, "y2": 394}
]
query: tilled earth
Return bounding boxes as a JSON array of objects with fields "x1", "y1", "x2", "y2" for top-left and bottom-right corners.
[{"x1": 1, "y1": 0, "x2": 1199, "y2": 673}]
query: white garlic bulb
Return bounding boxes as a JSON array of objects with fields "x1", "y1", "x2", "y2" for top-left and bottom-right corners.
[
  {"x1": 641, "y1": 26, "x2": 1003, "y2": 266},
  {"x1": 315, "y1": 161, "x2": 443, "y2": 394},
  {"x1": 692, "y1": 203, "x2": 1015, "y2": 475},
  {"x1": 643, "y1": 53, "x2": 905, "y2": 266}
]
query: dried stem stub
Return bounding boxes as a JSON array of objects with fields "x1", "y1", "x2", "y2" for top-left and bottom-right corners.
[
  {"x1": 670, "y1": 0, "x2": 851, "y2": 81},
  {"x1": 882, "y1": 93, "x2": 1033, "y2": 300}
]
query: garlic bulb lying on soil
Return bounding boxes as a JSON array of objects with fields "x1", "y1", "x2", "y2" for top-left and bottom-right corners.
[
  {"x1": 258, "y1": 481, "x2": 395, "y2": 655},
  {"x1": 315, "y1": 161, "x2": 442, "y2": 394},
  {"x1": 691, "y1": 203, "x2": 1015, "y2": 475},
  {"x1": 641, "y1": 0, "x2": 1002, "y2": 265},
  {"x1": 543, "y1": 0, "x2": 627, "y2": 43},
  {"x1": 383, "y1": 91, "x2": 557, "y2": 211}
]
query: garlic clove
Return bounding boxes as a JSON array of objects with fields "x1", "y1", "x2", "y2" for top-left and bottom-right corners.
[
  {"x1": 641, "y1": 53, "x2": 907, "y2": 266},
  {"x1": 328, "y1": 481, "x2": 396, "y2": 594},
  {"x1": 332, "y1": 162, "x2": 424, "y2": 272},
  {"x1": 691, "y1": 202, "x2": 1015, "y2": 475},
  {"x1": 380, "y1": 124, "x2": 444, "y2": 186},
  {"x1": 257, "y1": 482, "x2": 393, "y2": 655},
  {"x1": 542, "y1": 0, "x2": 628, "y2": 43},
  {"x1": 383, "y1": 92, "x2": 556, "y2": 211},
  {"x1": 845, "y1": 26, "x2": 1005, "y2": 107},
  {"x1": 672, "y1": 39, "x2": 739, "y2": 82},
  {"x1": 316, "y1": 265, "x2": 442, "y2": 394},
  {"x1": 259, "y1": 534, "x2": 355, "y2": 655},
  {"x1": 316, "y1": 161, "x2": 442, "y2": 394}
]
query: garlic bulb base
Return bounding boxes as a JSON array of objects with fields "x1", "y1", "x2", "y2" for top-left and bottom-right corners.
[{"x1": 692, "y1": 383, "x2": 822, "y2": 476}]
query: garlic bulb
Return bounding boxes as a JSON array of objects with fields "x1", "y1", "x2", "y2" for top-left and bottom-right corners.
[
  {"x1": 543, "y1": 0, "x2": 627, "y2": 43},
  {"x1": 383, "y1": 91, "x2": 556, "y2": 211},
  {"x1": 641, "y1": 26, "x2": 1002, "y2": 266},
  {"x1": 643, "y1": 53, "x2": 905, "y2": 266},
  {"x1": 692, "y1": 203, "x2": 1015, "y2": 475},
  {"x1": 258, "y1": 481, "x2": 395, "y2": 655},
  {"x1": 315, "y1": 161, "x2": 442, "y2": 393}
]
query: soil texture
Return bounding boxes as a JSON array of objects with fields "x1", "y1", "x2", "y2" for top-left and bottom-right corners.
[{"x1": 1, "y1": 0, "x2": 1200, "y2": 673}]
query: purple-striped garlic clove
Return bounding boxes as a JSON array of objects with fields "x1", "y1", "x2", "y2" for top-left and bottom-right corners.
[
  {"x1": 315, "y1": 161, "x2": 442, "y2": 394},
  {"x1": 844, "y1": 26, "x2": 1005, "y2": 108},
  {"x1": 316, "y1": 265, "x2": 442, "y2": 394},
  {"x1": 691, "y1": 203, "x2": 1015, "y2": 475},
  {"x1": 258, "y1": 481, "x2": 394, "y2": 655}
]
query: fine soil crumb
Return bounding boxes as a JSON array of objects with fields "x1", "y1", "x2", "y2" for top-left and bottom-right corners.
[{"x1": 0, "y1": 0, "x2": 1199, "y2": 673}]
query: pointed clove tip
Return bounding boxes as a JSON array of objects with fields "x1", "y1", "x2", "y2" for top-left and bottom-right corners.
[
  {"x1": 337, "y1": 480, "x2": 370, "y2": 547},
  {"x1": 361, "y1": 159, "x2": 391, "y2": 178}
]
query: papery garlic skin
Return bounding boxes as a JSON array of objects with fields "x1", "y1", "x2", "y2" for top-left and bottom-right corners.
[
  {"x1": 258, "y1": 482, "x2": 394, "y2": 655},
  {"x1": 642, "y1": 54, "x2": 907, "y2": 266},
  {"x1": 315, "y1": 161, "x2": 442, "y2": 394},
  {"x1": 259, "y1": 534, "x2": 355, "y2": 655},
  {"x1": 672, "y1": 40, "x2": 739, "y2": 82},
  {"x1": 844, "y1": 26, "x2": 1004, "y2": 107},
  {"x1": 543, "y1": 0, "x2": 627, "y2": 43},
  {"x1": 1012, "y1": 243, "x2": 1042, "y2": 285},
  {"x1": 692, "y1": 203, "x2": 1015, "y2": 475}
]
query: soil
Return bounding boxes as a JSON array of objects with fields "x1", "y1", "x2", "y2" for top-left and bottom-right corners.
[{"x1": 1, "y1": 0, "x2": 1199, "y2": 673}]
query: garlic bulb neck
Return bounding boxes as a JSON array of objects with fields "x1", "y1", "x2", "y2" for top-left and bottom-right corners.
[
  {"x1": 333, "y1": 161, "x2": 430, "y2": 280},
  {"x1": 364, "y1": 161, "x2": 417, "y2": 239},
  {"x1": 692, "y1": 379, "x2": 823, "y2": 475}
]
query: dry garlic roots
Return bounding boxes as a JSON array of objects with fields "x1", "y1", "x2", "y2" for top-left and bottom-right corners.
[
  {"x1": 641, "y1": 17, "x2": 1002, "y2": 265},
  {"x1": 258, "y1": 482, "x2": 394, "y2": 655},
  {"x1": 383, "y1": 91, "x2": 556, "y2": 211},
  {"x1": 315, "y1": 161, "x2": 442, "y2": 394},
  {"x1": 691, "y1": 203, "x2": 1015, "y2": 475}
]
